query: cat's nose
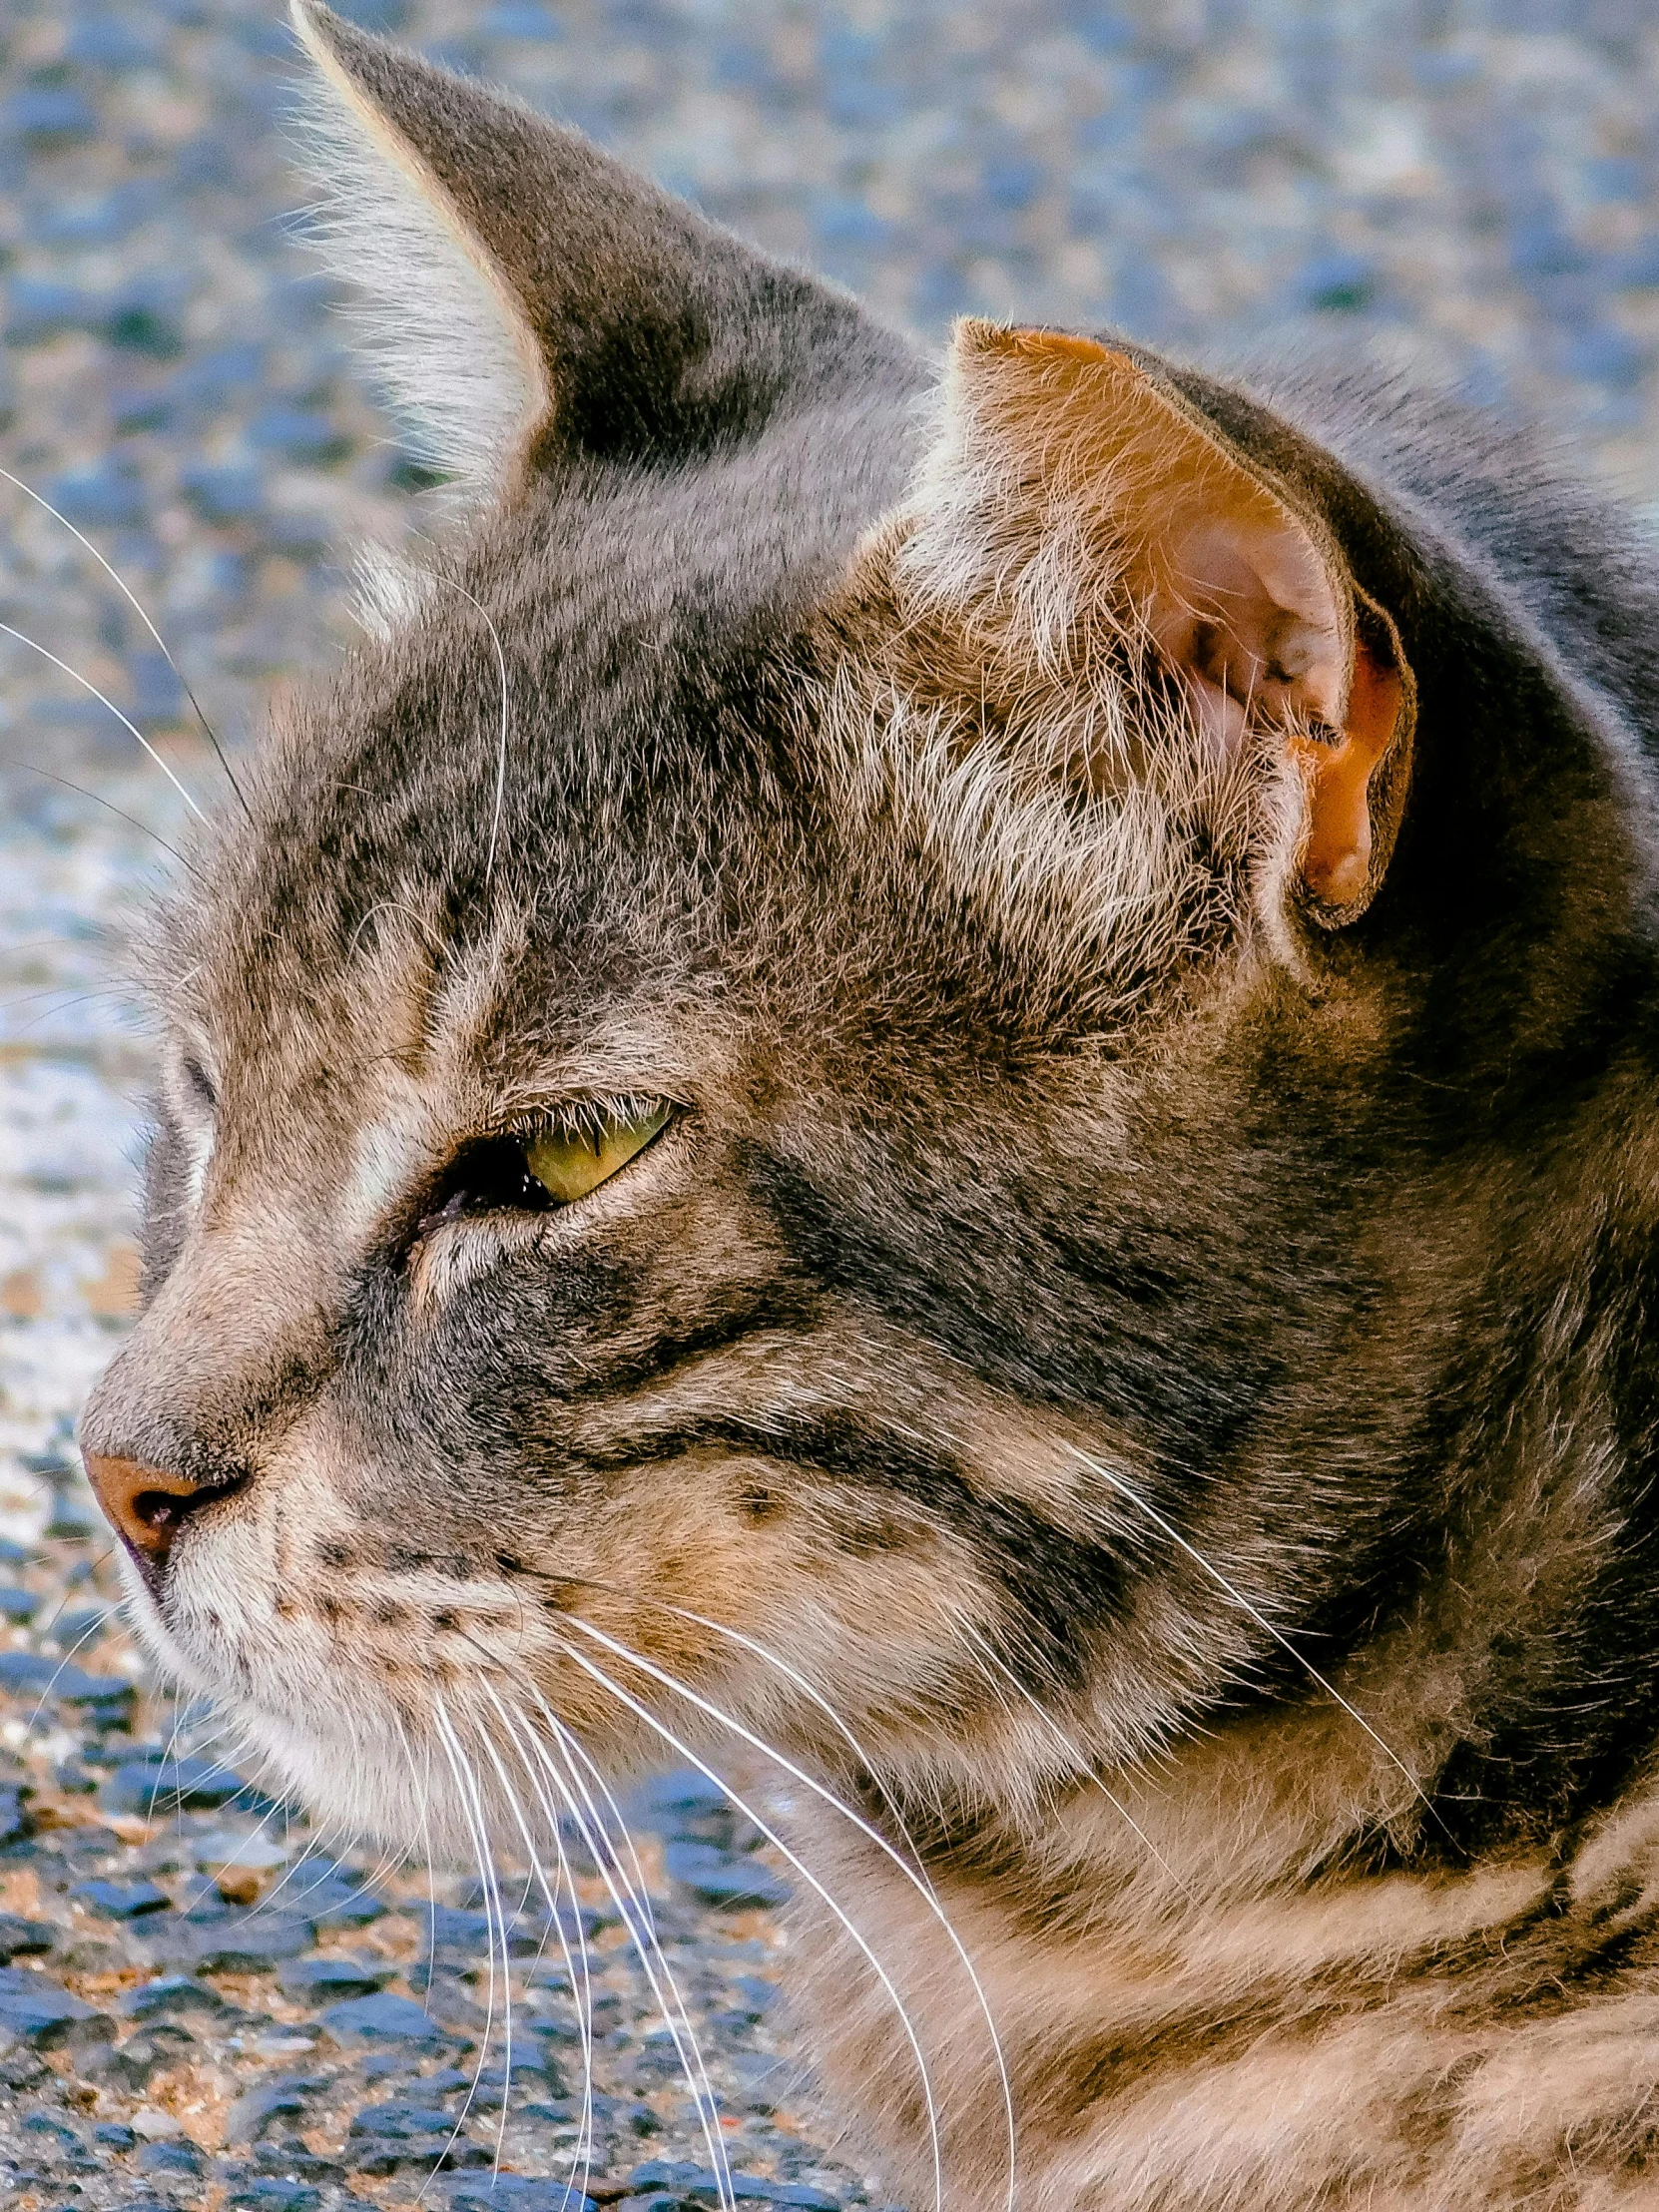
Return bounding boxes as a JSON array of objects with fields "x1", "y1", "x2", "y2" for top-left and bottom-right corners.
[{"x1": 83, "y1": 1450, "x2": 243, "y2": 1582}]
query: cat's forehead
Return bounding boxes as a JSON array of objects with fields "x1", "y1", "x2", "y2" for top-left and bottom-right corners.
[{"x1": 161, "y1": 499, "x2": 830, "y2": 1106}]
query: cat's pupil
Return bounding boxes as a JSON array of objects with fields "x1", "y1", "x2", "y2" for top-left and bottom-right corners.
[{"x1": 421, "y1": 1135, "x2": 552, "y2": 1230}]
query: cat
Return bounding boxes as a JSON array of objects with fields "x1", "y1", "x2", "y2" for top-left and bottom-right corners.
[{"x1": 77, "y1": 4, "x2": 1659, "y2": 2206}]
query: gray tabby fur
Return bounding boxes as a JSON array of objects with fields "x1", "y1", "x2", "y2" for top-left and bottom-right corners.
[{"x1": 80, "y1": 9, "x2": 1659, "y2": 2207}]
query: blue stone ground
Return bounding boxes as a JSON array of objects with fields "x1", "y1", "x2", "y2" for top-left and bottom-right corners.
[
  {"x1": 5, "y1": 0, "x2": 1659, "y2": 2206},
  {"x1": 0, "y1": 1708, "x2": 840, "y2": 2209}
]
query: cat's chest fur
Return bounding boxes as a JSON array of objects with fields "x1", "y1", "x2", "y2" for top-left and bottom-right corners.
[{"x1": 76, "y1": 7, "x2": 1659, "y2": 2208}]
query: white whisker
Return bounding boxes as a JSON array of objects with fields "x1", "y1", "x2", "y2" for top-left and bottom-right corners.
[
  {"x1": 1069, "y1": 1447, "x2": 1444, "y2": 1834},
  {"x1": 529, "y1": 1769, "x2": 603, "y2": 2196},
  {"x1": 626, "y1": 1591, "x2": 941, "y2": 1897},
  {"x1": 429, "y1": 1699, "x2": 511, "y2": 2193},
  {"x1": 471, "y1": 1705, "x2": 601, "y2": 2199},
  {"x1": 549, "y1": 1631, "x2": 949, "y2": 2212},
  {"x1": 952, "y1": 1608, "x2": 1191, "y2": 1897},
  {"x1": 346, "y1": 898, "x2": 446, "y2": 962},
  {"x1": 460, "y1": 1710, "x2": 541, "y2": 2175},
  {"x1": 528, "y1": 1706, "x2": 659, "y2": 1950},
  {"x1": 0, "y1": 621, "x2": 209, "y2": 822},
  {"x1": 534, "y1": 1712, "x2": 725, "y2": 2141},
  {"x1": 19, "y1": 1611, "x2": 118, "y2": 1738},
  {"x1": 436, "y1": 577, "x2": 509, "y2": 882},
  {"x1": 496, "y1": 1683, "x2": 736, "y2": 2208},
  {"x1": 0, "y1": 464, "x2": 250, "y2": 815},
  {"x1": 557, "y1": 1610, "x2": 1016, "y2": 2210},
  {"x1": 23, "y1": 764, "x2": 196, "y2": 873}
]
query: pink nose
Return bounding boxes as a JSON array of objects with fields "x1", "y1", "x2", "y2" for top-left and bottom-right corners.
[{"x1": 83, "y1": 1449, "x2": 238, "y2": 1575}]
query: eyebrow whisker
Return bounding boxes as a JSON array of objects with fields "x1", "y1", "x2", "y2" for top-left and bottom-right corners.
[
  {"x1": 0, "y1": 463, "x2": 253, "y2": 820},
  {"x1": 22, "y1": 765, "x2": 199, "y2": 876},
  {"x1": 0, "y1": 621, "x2": 209, "y2": 824},
  {"x1": 434, "y1": 575, "x2": 510, "y2": 883}
]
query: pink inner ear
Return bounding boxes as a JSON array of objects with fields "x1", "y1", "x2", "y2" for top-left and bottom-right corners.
[
  {"x1": 1153, "y1": 515, "x2": 1346, "y2": 757},
  {"x1": 1292, "y1": 640, "x2": 1402, "y2": 907}
]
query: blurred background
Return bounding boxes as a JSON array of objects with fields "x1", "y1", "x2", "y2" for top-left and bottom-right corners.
[{"x1": 2, "y1": 1, "x2": 1659, "y2": 2202}]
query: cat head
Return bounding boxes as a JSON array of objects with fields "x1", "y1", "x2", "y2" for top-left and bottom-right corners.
[{"x1": 83, "y1": 3, "x2": 1606, "y2": 1873}]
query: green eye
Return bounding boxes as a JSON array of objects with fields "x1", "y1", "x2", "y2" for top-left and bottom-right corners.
[{"x1": 524, "y1": 1101, "x2": 672, "y2": 1206}]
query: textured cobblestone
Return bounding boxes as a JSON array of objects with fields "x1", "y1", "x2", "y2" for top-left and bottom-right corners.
[{"x1": 5, "y1": 1, "x2": 1659, "y2": 2205}]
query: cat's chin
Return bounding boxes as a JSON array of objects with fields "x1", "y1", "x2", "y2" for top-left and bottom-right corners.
[
  {"x1": 113, "y1": 1549, "x2": 676, "y2": 1871},
  {"x1": 111, "y1": 1553, "x2": 455, "y2": 1858},
  {"x1": 219, "y1": 1699, "x2": 467, "y2": 1859}
]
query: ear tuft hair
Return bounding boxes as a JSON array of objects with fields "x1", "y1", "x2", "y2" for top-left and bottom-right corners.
[
  {"x1": 890, "y1": 320, "x2": 1416, "y2": 929},
  {"x1": 288, "y1": 0, "x2": 550, "y2": 489},
  {"x1": 289, "y1": 1, "x2": 917, "y2": 491}
]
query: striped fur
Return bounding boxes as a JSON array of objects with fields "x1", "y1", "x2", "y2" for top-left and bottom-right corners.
[{"x1": 80, "y1": 11, "x2": 1659, "y2": 2207}]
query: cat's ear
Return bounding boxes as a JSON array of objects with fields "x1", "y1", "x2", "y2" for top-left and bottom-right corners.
[
  {"x1": 896, "y1": 321, "x2": 1416, "y2": 924},
  {"x1": 290, "y1": 0, "x2": 873, "y2": 489}
]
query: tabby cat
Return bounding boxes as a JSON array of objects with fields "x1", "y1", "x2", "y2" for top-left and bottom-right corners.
[{"x1": 79, "y1": 5, "x2": 1659, "y2": 2206}]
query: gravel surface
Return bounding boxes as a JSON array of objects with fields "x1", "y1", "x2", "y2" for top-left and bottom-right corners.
[{"x1": 5, "y1": 1, "x2": 1659, "y2": 2206}]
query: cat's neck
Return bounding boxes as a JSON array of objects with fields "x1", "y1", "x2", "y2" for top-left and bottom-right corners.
[{"x1": 775, "y1": 1701, "x2": 1655, "y2": 2212}]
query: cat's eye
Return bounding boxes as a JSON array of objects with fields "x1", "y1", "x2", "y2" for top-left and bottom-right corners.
[
  {"x1": 524, "y1": 1101, "x2": 672, "y2": 1205},
  {"x1": 181, "y1": 1056, "x2": 217, "y2": 1113},
  {"x1": 420, "y1": 1100, "x2": 672, "y2": 1236}
]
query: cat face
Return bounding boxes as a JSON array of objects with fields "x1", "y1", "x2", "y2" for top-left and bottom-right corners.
[{"x1": 81, "y1": 2, "x2": 1446, "y2": 1860}]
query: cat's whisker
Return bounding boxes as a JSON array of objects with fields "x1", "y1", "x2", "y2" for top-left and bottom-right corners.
[
  {"x1": 350, "y1": 1826, "x2": 411, "y2": 1904},
  {"x1": 486, "y1": 1704, "x2": 665, "y2": 2199},
  {"x1": 197, "y1": 1695, "x2": 363, "y2": 1906},
  {"x1": 556, "y1": 1609, "x2": 1016, "y2": 2210},
  {"x1": 494, "y1": 1679, "x2": 736, "y2": 2205},
  {"x1": 434, "y1": 576, "x2": 510, "y2": 883},
  {"x1": 430, "y1": 1697, "x2": 513, "y2": 2183},
  {"x1": 519, "y1": 1708, "x2": 670, "y2": 2199},
  {"x1": 8, "y1": 986, "x2": 141, "y2": 1038},
  {"x1": 31, "y1": 1546, "x2": 120, "y2": 1645},
  {"x1": 487, "y1": 1687, "x2": 653, "y2": 2198},
  {"x1": 548, "y1": 1629, "x2": 950, "y2": 2212},
  {"x1": 523, "y1": 1689, "x2": 658, "y2": 1946},
  {"x1": 158, "y1": 1687, "x2": 199, "y2": 1855},
  {"x1": 950, "y1": 1607, "x2": 1192, "y2": 1898},
  {"x1": 229, "y1": 1736, "x2": 345, "y2": 1922},
  {"x1": 589, "y1": 1581, "x2": 941, "y2": 1902},
  {"x1": 387, "y1": 1708, "x2": 436, "y2": 1882},
  {"x1": 22, "y1": 766, "x2": 198, "y2": 875},
  {"x1": 0, "y1": 464, "x2": 252, "y2": 819},
  {"x1": 500, "y1": 1565, "x2": 977, "y2": 2054},
  {"x1": 459, "y1": 1709, "x2": 543, "y2": 2174},
  {"x1": 408, "y1": 1715, "x2": 445, "y2": 2045},
  {"x1": 424, "y1": 1725, "x2": 521, "y2": 2194},
  {"x1": 466, "y1": 1694, "x2": 603, "y2": 2197},
  {"x1": 19, "y1": 1609, "x2": 128, "y2": 1741},
  {"x1": 350, "y1": 1707, "x2": 451, "y2": 2061},
  {"x1": 470, "y1": 1696, "x2": 656, "y2": 2183},
  {"x1": 346, "y1": 897, "x2": 446, "y2": 961},
  {"x1": 528, "y1": 1706, "x2": 733, "y2": 2189},
  {"x1": 0, "y1": 620, "x2": 209, "y2": 823},
  {"x1": 1068, "y1": 1448, "x2": 1449, "y2": 1840},
  {"x1": 444, "y1": 1698, "x2": 535, "y2": 2149},
  {"x1": 382, "y1": 1709, "x2": 506, "y2": 2166}
]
